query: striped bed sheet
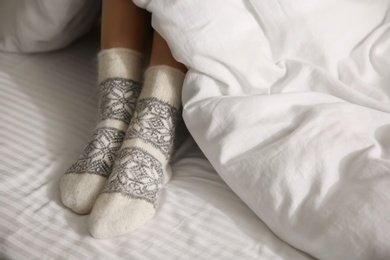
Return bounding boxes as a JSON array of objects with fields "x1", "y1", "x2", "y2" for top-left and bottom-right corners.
[{"x1": 0, "y1": 35, "x2": 310, "y2": 260}]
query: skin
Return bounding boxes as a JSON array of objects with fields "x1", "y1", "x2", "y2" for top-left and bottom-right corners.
[{"x1": 101, "y1": 0, "x2": 187, "y2": 73}]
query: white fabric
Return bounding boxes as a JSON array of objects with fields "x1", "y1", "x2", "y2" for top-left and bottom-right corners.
[
  {"x1": 0, "y1": 35, "x2": 309, "y2": 259},
  {"x1": 88, "y1": 66, "x2": 185, "y2": 239},
  {"x1": 135, "y1": 0, "x2": 390, "y2": 259},
  {"x1": 0, "y1": 0, "x2": 100, "y2": 53},
  {"x1": 60, "y1": 48, "x2": 144, "y2": 215},
  {"x1": 98, "y1": 48, "x2": 144, "y2": 83}
]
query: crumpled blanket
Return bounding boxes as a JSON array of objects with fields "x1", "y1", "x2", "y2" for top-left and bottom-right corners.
[{"x1": 135, "y1": 0, "x2": 390, "y2": 259}]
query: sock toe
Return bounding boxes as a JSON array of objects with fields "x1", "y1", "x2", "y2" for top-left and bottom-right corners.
[
  {"x1": 88, "y1": 193, "x2": 156, "y2": 239},
  {"x1": 60, "y1": 174, "x2": 107, "y2": 214}
]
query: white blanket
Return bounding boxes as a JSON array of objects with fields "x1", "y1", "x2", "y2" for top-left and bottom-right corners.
[{"x1": 136, "y1": 0, "x2": 390, "y2": 259}]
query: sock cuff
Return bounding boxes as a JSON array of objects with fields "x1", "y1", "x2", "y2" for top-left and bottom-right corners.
[
  {"x1": 98, "y1": 48, "x2": 144, "y2": 83},
  {"x1": 139, "y1": 65, "x2": 185, "y2": 108}
]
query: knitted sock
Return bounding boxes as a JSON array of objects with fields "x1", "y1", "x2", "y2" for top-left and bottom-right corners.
[
  {"x1": 60, "y1": 48, "x2": 143, "y2": 214},
  {"x1": 89, "y1": 66, "x2": 184, "y2": 238}
]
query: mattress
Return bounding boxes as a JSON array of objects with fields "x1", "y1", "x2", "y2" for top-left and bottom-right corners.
[{"x1": 0, "y1": 34, "x2": 311, "y2": 259}]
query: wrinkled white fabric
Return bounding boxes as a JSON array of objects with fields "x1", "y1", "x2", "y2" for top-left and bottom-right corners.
[
  {"x1": 135, "y1": 0, "x2": 390, "y2": 259},
  {"x1": 0, "y1": 0, "x2": 100, "y2": 53}
]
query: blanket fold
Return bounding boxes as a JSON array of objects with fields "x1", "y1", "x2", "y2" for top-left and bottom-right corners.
[{"x1": 136, "y1": 0, "x2": 390, "y2": 258}]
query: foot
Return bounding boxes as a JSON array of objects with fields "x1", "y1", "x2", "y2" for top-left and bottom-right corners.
[
  {"x1": 89, "y1": 66, "x2": 184, "y2": 236},
  {"x1": 60, "y1": 49, "x2": 143, "y2": 214}
]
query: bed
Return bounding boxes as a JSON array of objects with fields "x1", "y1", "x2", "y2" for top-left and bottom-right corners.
[
  {"x1": 1, "y1": 0, "x2": 390, "y2": 259},
  {"x1": 0, "y1": 29, "x2": 312, "y2": 260}
]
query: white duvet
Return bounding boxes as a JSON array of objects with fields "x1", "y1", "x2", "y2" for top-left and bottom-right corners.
[{"x1": 136, "y1": 0, "x2": 390, "y2": 259}]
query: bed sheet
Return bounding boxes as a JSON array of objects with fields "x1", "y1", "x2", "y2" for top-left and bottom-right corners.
[{"x1": 0, "y1": 35, "x2": 311, "y2": 259}]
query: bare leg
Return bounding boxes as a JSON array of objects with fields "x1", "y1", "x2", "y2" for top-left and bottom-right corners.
[
  {"x1": 150, "y1": 31, "x2": 187, "y2": 72},
  {"x1": 60, "y1": 0, "x2": 150, "y2": 215},
  {"x1": 101, "y1": 0, "x2": 151, "y2": 51}
]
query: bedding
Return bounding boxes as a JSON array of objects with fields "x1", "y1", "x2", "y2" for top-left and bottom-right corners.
[
  {"x1": 0, "y1": 34, "x2": 311, "y2": 259},
  {"x1": 0, "y1": 0, "x2": 100, "y2": 53},
  {"x1": 135, "y1": 0, "x2": 390, "y2": 259},
  {"x1": 2, "y1": 0, "x2": 390, "y2": 259}
]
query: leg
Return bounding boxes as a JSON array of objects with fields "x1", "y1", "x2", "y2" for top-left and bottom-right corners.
[
  {"x1": 60, "y1": 0, "x2": 151, "y2": 214},
  {"x1": 101, "y1": 0, "x2": 151, "y2": 51},
  {"x1": 149, "y1": 31, "x2": 187, "y2": 72},
  {"x1": 89, "y1": 31, "x2": 187, "y2": 238}
]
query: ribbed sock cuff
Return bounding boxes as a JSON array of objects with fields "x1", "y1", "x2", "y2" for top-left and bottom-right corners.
[
  {"x1": 139, "y1": 65, "x2": 185, "y2": 108},
  {"x1": 98, "y1": 48, "x2": 144, "y2": 83}
]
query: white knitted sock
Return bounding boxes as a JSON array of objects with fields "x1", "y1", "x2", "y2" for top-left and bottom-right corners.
[
  {"x1": 60, "y1": 48, "x2": 143, "y2": 214},
  {"x1": 89, "y1": 66, "x2": 185, "y2": 238}
]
